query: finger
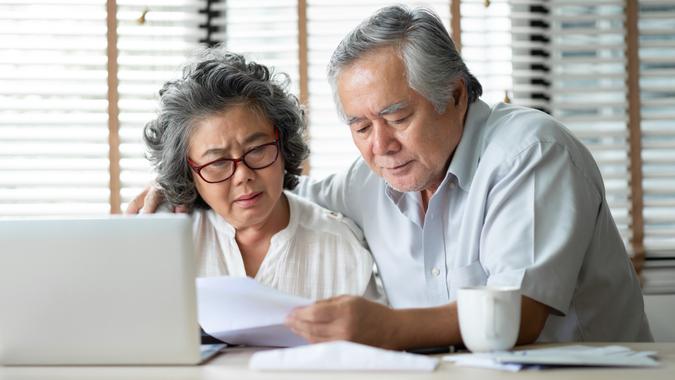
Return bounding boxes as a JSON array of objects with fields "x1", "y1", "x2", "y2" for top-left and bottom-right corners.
[
  {"x1": 140, "y1": 186, "x2": 163, "y2": 214},
  {"x1": 174, "y1": 204, "x2": 189, "y2": 213},
  {"x1": 289, "y1": 302, "x2": 341, "y2": 324},
  {"x1": 286, "y1": 317, "x2": 340, "y2": 341},
  {"x1": 125, "y1": 187, "x2": 149, "y2": 214}
]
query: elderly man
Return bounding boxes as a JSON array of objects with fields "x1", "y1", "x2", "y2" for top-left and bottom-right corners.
[{"x1": 130, "y1": 6, "x2": 652, "y2": 349}]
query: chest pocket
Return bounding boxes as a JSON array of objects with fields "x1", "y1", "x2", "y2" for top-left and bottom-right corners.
[{"x1": 449, "y1": 260, "x2": 488, "y2": 300}]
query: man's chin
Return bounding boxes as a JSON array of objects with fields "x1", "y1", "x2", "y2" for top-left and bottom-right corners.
[{"x1": 383, "y1": 177, "x2": 425, "y2": 194}]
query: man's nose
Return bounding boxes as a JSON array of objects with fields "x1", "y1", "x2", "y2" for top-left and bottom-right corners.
[{"x1": 371, "y1": 120, "x2": 400, "y2": 155}]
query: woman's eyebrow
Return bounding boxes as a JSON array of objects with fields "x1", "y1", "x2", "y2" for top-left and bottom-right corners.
[
  {"x1": 241, "y1": 131, "x2": 270, "y2": 145},
  {"x1": 200, "y1": 131, "x2": 271, "y2": 158},
  {"x1": 201, "y1": 147, "x2": 228, "y2": 159}
]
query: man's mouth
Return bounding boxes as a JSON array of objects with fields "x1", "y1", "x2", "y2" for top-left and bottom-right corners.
[{"x1": 383, "y1": 161, "x2": 412, "y2": 171}]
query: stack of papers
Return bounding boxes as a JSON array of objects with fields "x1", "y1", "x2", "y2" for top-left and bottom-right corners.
[
  {"x1": 197, "y1": 277, "x2": 311, "y2": 347},
  {"x1": 250, "y1": 341, "x2": 439, "y2": 371},
  {"x1": 443, "y1": 345, "x2": 659, "y2": 372}
]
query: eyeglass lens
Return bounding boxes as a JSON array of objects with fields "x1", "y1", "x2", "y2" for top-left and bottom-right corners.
[{"x1": 199, "y1": 142, "x2": 278, "y2": 182}]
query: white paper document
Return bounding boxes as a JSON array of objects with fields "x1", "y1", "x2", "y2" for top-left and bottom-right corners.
[
  {"x1": 443, "y1": 345, "x2": 659, "y2": 372},
  {"x1": 249, "y1": 341, "x2": 439, "y2": 371},
  {"x1": 196, "y1": 276, "x2": 312, "y2": 347}
]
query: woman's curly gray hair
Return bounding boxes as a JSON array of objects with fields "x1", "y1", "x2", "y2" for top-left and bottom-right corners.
[{"x1": 143, "y1": 47, "x2": 309, "y2": 209}]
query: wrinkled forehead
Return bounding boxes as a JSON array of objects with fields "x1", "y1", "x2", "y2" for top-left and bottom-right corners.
[
  {"x1": 188, "y1": 104, "x2": 275, "y2": 155},
  {"x1": 336, "y1": 49, "x2": 412, "y2": 116},
  {"x1": 192, "y1": 102, "x2": 272, "y2": 133}
]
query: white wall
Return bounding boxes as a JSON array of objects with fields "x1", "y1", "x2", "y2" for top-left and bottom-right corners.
[{"x1": 644, "y1": 294, "x2": 675, "y2": 342}]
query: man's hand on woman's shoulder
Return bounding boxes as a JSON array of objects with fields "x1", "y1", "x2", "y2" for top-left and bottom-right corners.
[{"x1": 125, "y1": 184, "x2": 189, "y2": 214}]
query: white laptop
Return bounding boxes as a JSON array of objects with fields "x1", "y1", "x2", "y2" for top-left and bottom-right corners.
[{"x1": 0, "y1": 214, "x2": 224, "y2": 365}]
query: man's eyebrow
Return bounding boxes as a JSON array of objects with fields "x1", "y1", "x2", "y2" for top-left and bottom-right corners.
[
  {"x1": 347, "y1": 116, "x2": 367, "y2": 126},
  {"x1": 346, "y1": 101, "x2": 410, "y2": 126},
  {"x1": 379, "y1": 101, "x2": 410, "y2": 116}
]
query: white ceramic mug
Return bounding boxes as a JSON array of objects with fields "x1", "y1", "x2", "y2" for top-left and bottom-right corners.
[{"x1": 457, "y1": 286, "x2": 521, "y2": 352}]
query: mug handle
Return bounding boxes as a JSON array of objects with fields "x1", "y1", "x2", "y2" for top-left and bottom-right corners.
[{"x1": 485, "y1": 294, "x2": 498, "y2": 339}]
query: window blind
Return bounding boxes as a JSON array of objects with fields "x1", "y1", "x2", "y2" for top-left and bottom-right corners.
[
  {"x1": 509, "y1": 0, "x2": 551, "y2": 112},
  {"x1": 0, "y1": 0, "x2": 110, "y2": 216},
  {"x1": 0, "y1": 0, "x2": 208, "y2": 215},
  {"x1": 460, "y1": 0, "x2": 512, "y2": 105},
  {"x1": 547, "y1": 0, "x2": 633, "y2": 248},
  {"x1": 639, "y1": 0, "x2": 675, "y2": 293},
  {"x1": 116, "y1": 0, "x2": 208, "y2": 210},
  {"x1": 211, "y1": 0, "x2": 299, "y2": 95},
  {"x1": 639, "y1": 0, "x2": 675, "y2": 258}
]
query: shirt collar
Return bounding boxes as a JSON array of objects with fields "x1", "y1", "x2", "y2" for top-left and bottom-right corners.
[
  {"x1": 384, "y1": 185, "x2": 425, "y2": 228},
  {"x1": 447, "y1": 99, "x2": 491, "y2": 191}
]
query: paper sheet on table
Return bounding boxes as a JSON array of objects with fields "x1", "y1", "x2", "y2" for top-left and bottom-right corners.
[
  {"x1": 443, "y1": 345, "x2": 659, "y2": 372},
  {"x1": 196, "y1": 276, "x2": 312, "y2": 347},
  {"x1": 250, "y1": 341, "x2": 439, "y2": 371}
]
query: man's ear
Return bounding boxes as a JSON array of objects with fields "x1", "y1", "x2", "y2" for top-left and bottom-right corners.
[
  {"x1": 452, "y1": 78, "x2": 469, "y2": 124},
  {"x1": 452, "y1": 78, "x2": 467, "y2": 108}
]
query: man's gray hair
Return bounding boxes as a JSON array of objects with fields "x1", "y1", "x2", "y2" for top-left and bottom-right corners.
[
  {"x1": 143, "y1": 46, "x2": 309, "y2": 209},
  {"x1": 328, "y1": 5, "x2": 482, "y2": 119}
]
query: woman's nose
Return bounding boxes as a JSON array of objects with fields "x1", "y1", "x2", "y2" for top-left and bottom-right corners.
[{"x1": 231, "y1": 160, "x2": 256, "y2": 184}]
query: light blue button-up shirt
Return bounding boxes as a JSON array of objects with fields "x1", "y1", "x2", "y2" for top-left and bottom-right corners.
[{"x1": 297, "y1": 99, "x2": 652, "y2": 342}]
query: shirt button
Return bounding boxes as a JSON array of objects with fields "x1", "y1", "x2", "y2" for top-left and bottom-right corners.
[
  {"x1": 431, "y1": 267, "x2": 441, "y2": 277},
  {"x1": 326, "y1": 211, "x2": 342, "y2": 220},
  {"x1": 448, "y1": 182, "x2": 456, "y2": 189}
]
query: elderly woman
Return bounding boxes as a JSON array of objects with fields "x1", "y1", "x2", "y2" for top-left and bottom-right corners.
[{"x1": 144, "y1": 48, "x2": 379, "y2": 300}]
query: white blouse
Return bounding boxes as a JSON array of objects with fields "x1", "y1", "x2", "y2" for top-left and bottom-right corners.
[{"x1": 192, "y1": 191, "x2": 381, "y2": 301}]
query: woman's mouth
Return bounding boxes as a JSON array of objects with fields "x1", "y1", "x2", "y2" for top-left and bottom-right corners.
[{"x1": 234, "y1": 192, "x2": 263, "y2": 208}]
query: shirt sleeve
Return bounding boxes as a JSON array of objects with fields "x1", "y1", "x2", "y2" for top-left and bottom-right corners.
[
  {"x1": 291, "y1": 158, "x2": 363, "y2": 225},
  {"x1": 480, "y1": 141, "x2": 602, "y2": 316}
]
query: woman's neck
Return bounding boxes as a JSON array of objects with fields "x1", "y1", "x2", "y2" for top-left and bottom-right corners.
[
  {"x1": 235, "y1": 193, "x2": 290, "y2": 277},
  {"x1": 236, "y1": 193, "x2": 290, "y2": 241}
]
